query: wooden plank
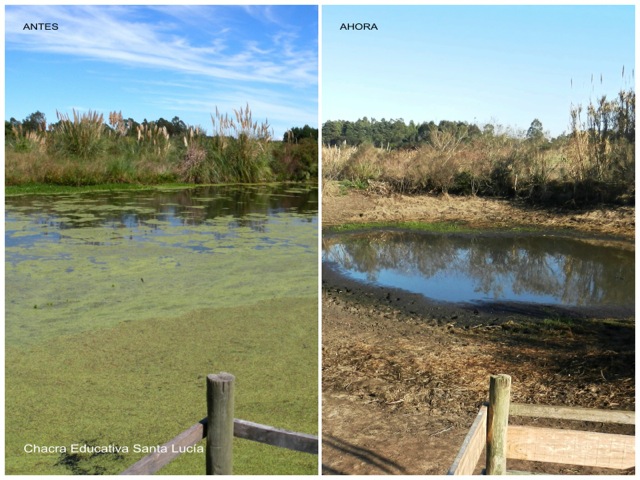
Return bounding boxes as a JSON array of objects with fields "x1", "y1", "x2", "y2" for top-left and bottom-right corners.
[
  {"x1": 447, "y1": 405, "x2": 488, "y2": 475},
  {"x1": 206, "y1": 373, "x2": 235, "y2": 475},
  {"x1": 487, "y1": 374, "x2": 511, "y2": 475},
  {"x1": 233, "y1": 419, "x2": 318, "y2": 454},
  {"x1": 510, "y1": 403, "x2": 635, "y2": 425},
  {"x1": 120, "y1": 418, "x2": 207, "y2": 475},
  {"x1": 507, "y1": 425, "x2": 635, "y2": 470}
]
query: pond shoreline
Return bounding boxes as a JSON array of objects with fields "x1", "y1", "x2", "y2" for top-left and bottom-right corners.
[
  {"x1": 323, "y1": 260, "x2": 634, "y2": 326},
  {"x1": 322, "y1": 187, "x2": 634, "y2": 323},
  {"x1": 321, "y1": 186, "x2": 635, "y2": 475}
]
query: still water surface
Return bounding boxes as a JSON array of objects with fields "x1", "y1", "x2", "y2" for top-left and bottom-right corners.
[
  {"x1": 323, "y1": 230, "x2": 634, "y2": 308},
  {"x1": 6, "y1": 185, "x2": 317, "y2": 346}
]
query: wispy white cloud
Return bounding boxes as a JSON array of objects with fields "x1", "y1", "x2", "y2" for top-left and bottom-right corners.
[
  {"x1": 5, "y1": 5, "x2": 317, "y2": 87},
  {"x1": 145, "y1": 82, "x2": 317, "y2": 134},
  {"x1": 240, "y1": 6, "x2": 283, "y2": 27}
]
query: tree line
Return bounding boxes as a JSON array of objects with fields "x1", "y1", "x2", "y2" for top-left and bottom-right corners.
[{"x1": 322, "y1": 116, "x2": 564, "y2": 150}]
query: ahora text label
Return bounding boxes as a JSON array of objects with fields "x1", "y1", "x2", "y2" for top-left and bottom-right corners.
[{"x1": 340, "y1": 23, "x2": 378, "y2": 31}]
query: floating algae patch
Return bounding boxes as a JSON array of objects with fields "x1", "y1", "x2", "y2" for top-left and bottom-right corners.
[
  {"x1": 140, "y1": 218, "x2": 172, "y2": 226},
  {"x1": 6, "y1": 227, "x2": 316, "y2": 346},
  {"x1": 6, "y1": 296, "x2": 317, "y2": 475},
  {"x1": 6, "y1": 184, "x2": 317, "y2": 348},
  {"x1": 192, "y1": 197, "x2": 218, "y2": 202},
  {"x1": 7, "y1": 230, "x2": 41, "y2": 239}
]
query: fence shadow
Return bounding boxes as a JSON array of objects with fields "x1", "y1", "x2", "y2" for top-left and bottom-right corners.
[{"x1": 322, "y1": 434, "x2": 408, "y2": 475}]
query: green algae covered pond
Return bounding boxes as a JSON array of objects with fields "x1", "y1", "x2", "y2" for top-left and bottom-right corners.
[{"x1": 5, "y1": 184, "x2": 318, "y2": 475}]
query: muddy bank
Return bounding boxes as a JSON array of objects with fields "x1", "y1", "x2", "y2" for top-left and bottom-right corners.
[
  {"x1": 323, "y1": 259, "x2": 634, "y2": 328},
  {"x1": 321, "y1": 187, "x2": 635, "y2": 475}
]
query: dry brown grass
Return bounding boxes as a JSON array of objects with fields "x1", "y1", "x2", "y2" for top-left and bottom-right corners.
[
  {"x1": 322, "y1": 145, "x2": 359, "y2": 181},
  {"x1": 322, "y1": 131, "x2": 633, "y2": 205},
  {"x1": 323, "y1": 293, "x2": 635, "y2": 420}
]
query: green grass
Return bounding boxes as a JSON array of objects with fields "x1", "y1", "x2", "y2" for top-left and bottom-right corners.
[
  {"x1": 5, "y1": 182, "x2": 190, "y2": 196},
  {"x1": 323, "y1": 219, "x2": 550, "y2": 236},
  {"x1": 5, "y1": 297, "x2": 318, "y2": 475},
  {"x1": 324, "y1": 220, "x2": 469, "y2": 234},
  {"x1": 541, "y1": 317, "x2": 576, "y2": 330},
  {"x1": 338, "y1": 179, "x2": 369, "y2": 190},
  {"x1": 6, "y1": 180, "x2": 316, "y2": 197}
]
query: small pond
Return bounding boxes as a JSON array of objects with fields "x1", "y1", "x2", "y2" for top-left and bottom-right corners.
[
  {"x1": 6, "y1": 184, "x2": 318, "y2": 347},
  {"x1": 323, "y1": 230, "x2": 634, "y2": 309}
]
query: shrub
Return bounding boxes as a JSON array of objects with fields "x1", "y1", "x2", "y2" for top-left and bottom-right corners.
[
  {"x1": 342, "y1": 144, "x2": 382, "y2": 184},
  {"x1": 178, "y1": 144, "x2": 218, "y2": 184},
  {"x1": 272, "y1": 137, "x2": 318, "y2": 181}
]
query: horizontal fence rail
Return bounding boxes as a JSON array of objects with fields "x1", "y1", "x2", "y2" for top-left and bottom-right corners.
[
  {"x1": 121, "y1": 417, "x2": 319, "y2": 475},
  {"x1": 507, "y1": 425, "x2": 635, "y2": 470},
  {"x1": 510, "y1": 403, "x2": 636, "y2": 425},
  {"x1": 234, "y1": 419, "x2": 318, "y2": 454},
  {"x1": 120, "y1": 417, "x2": 318, "y2": 475},
  {"x1": 120, "y1": 419, "x2": 207, "y2": 475},
  {"x1": 121, "y1": 373, "x2": 317, "y2": 475}
]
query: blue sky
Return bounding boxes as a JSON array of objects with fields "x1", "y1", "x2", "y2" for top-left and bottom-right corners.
[
  {"x1": 323, "y1": 5, "x2": 635, "y2": 138},
  {"x1": 5, "y1": 5, "x2": 318, "y2": 139}
]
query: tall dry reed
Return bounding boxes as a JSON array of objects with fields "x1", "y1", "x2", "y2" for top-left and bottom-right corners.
[{"x1": 210, "y1": 103, "x2": 273, "y2": 182}]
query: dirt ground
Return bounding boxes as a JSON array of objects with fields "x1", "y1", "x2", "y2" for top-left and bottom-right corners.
[{"x1": 321, "y1": 185, "x2": 635, "y2": 475}]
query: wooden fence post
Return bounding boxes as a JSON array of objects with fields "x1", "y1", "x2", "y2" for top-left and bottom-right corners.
[
  {"x1": 206, "y1": 373, "x2": 235, "y2": 475},
  {"x1": 486, "y1": 374, "x2": 511, "y2": 475}
]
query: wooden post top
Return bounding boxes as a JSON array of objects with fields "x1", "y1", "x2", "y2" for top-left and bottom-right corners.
[{"x1": 207, "y1": 372, "x2": 235, "y2": 382}]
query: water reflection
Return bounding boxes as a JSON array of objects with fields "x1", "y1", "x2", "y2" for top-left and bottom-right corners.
[
  {"x1": 6, "y1": 185, "x2": 317, "y2": 252},
  {"x1": 323, "y1": 231, "x2": 634, "y2": 308}
]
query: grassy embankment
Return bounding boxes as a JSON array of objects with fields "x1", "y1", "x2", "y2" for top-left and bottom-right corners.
[
  {"x1": 323, "y1": 91, "x2": 634, "y2": 208},
  {"x1": 6, "y1": 105, "x2": 317, "y2": 187}
]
